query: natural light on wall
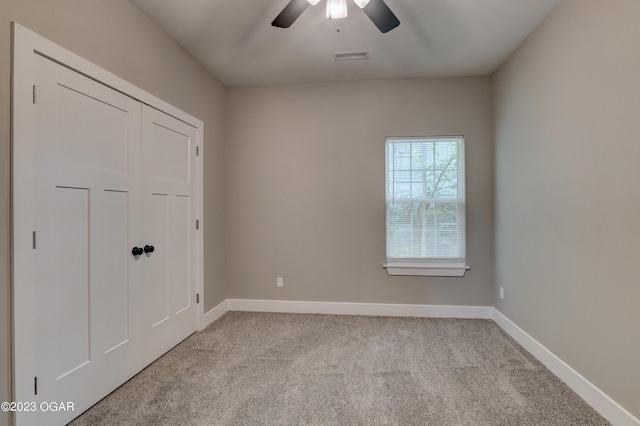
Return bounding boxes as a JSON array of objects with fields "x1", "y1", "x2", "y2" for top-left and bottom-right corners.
[{"x1": 384, "y1": 137, "x2": 469, "y2": 277}]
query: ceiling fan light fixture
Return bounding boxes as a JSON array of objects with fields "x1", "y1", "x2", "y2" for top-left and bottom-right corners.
[
  {"x1": 272, "y1": 0, "x2": 399, "y2": 32},
  {"x1": 326, "y1": 0, "x2": 348, "y2": 19}
]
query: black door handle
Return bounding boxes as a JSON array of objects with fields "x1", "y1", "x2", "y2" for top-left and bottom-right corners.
[
  {"x1": 132, "y1": 247, "x2": 143, "y2": 256},
  {"x1": 144, "y1": 245, "x2": 155, "y2": 254}
]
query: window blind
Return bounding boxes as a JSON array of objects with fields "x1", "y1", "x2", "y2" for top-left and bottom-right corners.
[{"x1": 385, "y1": 137, "x2": 466, "y2": 263}]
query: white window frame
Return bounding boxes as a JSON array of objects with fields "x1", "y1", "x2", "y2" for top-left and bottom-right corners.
[{"x1": 383, "y1": 136, "x2": 470, "y2": 277}]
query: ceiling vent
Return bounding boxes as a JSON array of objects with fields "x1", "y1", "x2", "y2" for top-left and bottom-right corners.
[{"x1": 333, "y1": 51, "x2": 369, "y2": 61}]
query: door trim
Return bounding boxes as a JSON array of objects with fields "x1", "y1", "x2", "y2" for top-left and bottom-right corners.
[{"x1": 11, "y1": 22, "x2": 205, "y2": 425}]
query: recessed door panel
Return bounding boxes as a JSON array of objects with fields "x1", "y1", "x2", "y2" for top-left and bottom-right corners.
[
  {"x1": 147, "y1": 121, "x2": 190, "y2": 183},
  {"x1": 54, "y1": 187, "x2": 90, "y2": 379},
  {"x1": 147, "y1": 193, "x2": 170, "y2": 328},
  {"x1": 94, "y1": 190, "x2": 130, "y2": 354},
  {"x1": 170, "y1": 196, "x2": 191, "y2": 314},
  {"x1": 56, "y1": 81, "x2": 130, "y2": 174}
]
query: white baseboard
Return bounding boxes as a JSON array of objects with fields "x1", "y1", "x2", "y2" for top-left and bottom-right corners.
[
  {"x1": 201, "y1": 299, "x2": 229, "y2": 330},
  {"x1": 227, "y1": 298, "x2": 493, "y2": 319},
  {"x1": 492, "y1": 308, "x2": 640, "y2": 426}
]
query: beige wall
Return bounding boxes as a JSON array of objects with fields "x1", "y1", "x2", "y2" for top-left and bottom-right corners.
[
  {"x1": 227, "y1": 78, "x2": 494, "y2": 305},
  {"x1": 0, "y1": 1, "x2": 227, "y2": 424},
  {"x1": 493, "y1": 0, "x2": 640, "y2": 418}
]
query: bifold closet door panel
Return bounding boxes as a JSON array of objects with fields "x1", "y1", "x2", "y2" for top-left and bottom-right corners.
[
  {"x1": 31, "y1": 54, "x2": 144, "y2": 425},
  {"x1": 141, "y1": 105, "x2": 198, "y2": 361}
]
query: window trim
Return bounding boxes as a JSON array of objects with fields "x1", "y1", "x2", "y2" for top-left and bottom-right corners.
[
  {"x1": 384, "y1": 136, "x2": 469, "y2": 277},
  {"x1": 383, "y1": 263, "x2": 470, "y2": 277}
]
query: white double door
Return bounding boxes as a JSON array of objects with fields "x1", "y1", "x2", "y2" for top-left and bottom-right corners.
[{"x1": 30, "y1": 55, "x2": 198, "y2": 425}]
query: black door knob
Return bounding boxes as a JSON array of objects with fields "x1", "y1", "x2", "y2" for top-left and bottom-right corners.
[
  {"x1": 132, "y1": 247, "x2": 143, "y2": 256},
  {"x1": 144, "y1": 245, "x2": 155, "y2": 254}
]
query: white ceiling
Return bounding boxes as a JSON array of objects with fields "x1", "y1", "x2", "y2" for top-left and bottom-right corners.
[{"x1": 130, "y1": 0, "x2": 561, "y2": 86}]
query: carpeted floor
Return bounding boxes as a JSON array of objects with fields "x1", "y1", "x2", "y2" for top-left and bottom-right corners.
[{"x1": 70, "y1": 312, "x2": 609, "y2": 425}]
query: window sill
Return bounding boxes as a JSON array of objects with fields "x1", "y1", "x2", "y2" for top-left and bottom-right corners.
[{"x1": 383, "y1": 263, "x2": 470, "y2": 277}]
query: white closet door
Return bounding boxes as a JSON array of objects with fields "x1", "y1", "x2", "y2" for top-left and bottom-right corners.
[
  {"x1": 32, "y1": 55, "x2": 145, "y2": 425},
  {"x1": 140, "y1": 105, "x2": 198, "y2": 361},
  {"x1": 13, "y1": 25, "x2": 204, "y2": 426}
]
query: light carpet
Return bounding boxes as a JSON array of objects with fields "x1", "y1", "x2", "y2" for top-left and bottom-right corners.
[{"x1": 71, "y1": 312, "x2": 609, "y2": 425}]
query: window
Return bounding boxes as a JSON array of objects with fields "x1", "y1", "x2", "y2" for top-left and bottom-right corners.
[{"x1": 384, "y1": 137, "x2": 469, "y2": 276}]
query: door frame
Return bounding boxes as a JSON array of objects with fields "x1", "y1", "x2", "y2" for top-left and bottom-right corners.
[{"x1": 11, "y1": 22, "x2": 205, "y2": 424}]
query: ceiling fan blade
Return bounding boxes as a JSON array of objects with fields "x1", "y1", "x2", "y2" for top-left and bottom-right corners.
[
  {"x1": 272, "y1": 0, "x2": 311, "y2": 28},
  {"x1": 361, "y1": 0, "x2": 400, "y2": 33}
]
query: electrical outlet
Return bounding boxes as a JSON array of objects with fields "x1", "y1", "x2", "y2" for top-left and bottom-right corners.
[
  {"x1": 499, "y1": 286, "x2": 504, "y2": 300},
  {"x1": 277, "y1": 277, "x2": 284, "y2": 288}
]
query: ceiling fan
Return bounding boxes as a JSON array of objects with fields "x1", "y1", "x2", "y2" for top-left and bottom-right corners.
[{"x1": 272, "y1": 0, "x2": 400, "y2": 33}]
